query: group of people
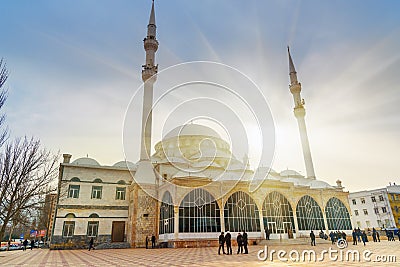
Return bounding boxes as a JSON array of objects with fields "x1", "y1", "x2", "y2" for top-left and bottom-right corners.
[
  {"x1": 351, "y1": 228, "x2": 368, "y2": 246},
  {"x1": 145, "y1": 234, "x2": 156, "y2": 249},
  {"x1": 21, "y1": 239, "x2": 36, "y2": 251},
  {"x1": 218, "y1": 231, "x2": 248, "y2": 255},
  {"x1": 385, "y1": 229, "x2": 400, "y2": 241},
  {"x1": 329, "y1": 230, "x2": 347, "y2": 244}
]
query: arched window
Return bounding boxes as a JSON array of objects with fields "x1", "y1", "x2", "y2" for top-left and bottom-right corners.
[
  {"x1": 179, "y1": 189, "x2": 221, "y2": 233},
  {"x1": 262, "y1": 191, "x2": 295, "y2": 234},
  {"x1": 70, "y1": 177, "x2": 80, "y2": 182},
  {"x1": 224, "y1": 191, "x2": 260, "y2": 232},
  {"x1": 65, "y1": 213, "x2": 76, "y2": 218},
  {"x1": 325, "y1": 197, "x2": 352, "y2": 230},
  {"x1": 93, "y1": 178, "x2": 103, "y2": 183},
  {"x1": 89, "y1": 213, "x2": 99, "y2": 218},
  {"x1": 296, "y1": 195, "x2": 325, "y2": 230},
  {"x1": 159, "y1": 191, "x2": 174, "y2": 234}
]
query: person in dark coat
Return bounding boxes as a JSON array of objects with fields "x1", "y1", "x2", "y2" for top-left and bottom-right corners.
[
  {"x1": 145, "y1": 236, "x2": 149, "y2": 249},
  {"x1": 361, "y1": 231, "x2": 368, "y2": 246},
  {"x1": 372, "y1": 228, "x2": 377, "y2": 242},
  {"x1": 88, "y1": 237, "x2": 94, "y2": 251},
  {"x1": 265, "y1": 228, "x2": 270, "y2": 240},
  {"x1": 225, "y1": 231, "x2": 232, "y2": 255},
  {"x1": 352, "y1": 229, "x2": 357, "y2": 245},
  {"x1": 30, "y1": 239, "x2": 35, "y2": 250},
  {"x1": 329, "y1": 231, "x2": 335, "y2": 244},
  {"x1": 151, "y1": 234, "x2": 156, "y2": 248},
  {"x1": 23, "y1": 239, "x2": 28, "y2": 251},
  {"x1": 242, "y1": 231, "x2": 248, "y2": 254},
  {"x1": 237, "y1": 233, "x2": 243, "y2": 254},
  {"x1": 218, "y1": 232, "x2": 226, "y2": 255},
  {"x1": 310, "y1": 231, "x2": 316, "y2": 246}
]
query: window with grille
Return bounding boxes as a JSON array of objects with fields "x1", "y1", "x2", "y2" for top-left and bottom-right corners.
[
  {"x1": 159, "y1": 191, "x2": 174, "y2": 234},
  {"x1": 325, "y1": 197, "x2": 352, "y2": 230},
  {"x1": 296, "y1": 195, "x2": 325, "y2": 230}
]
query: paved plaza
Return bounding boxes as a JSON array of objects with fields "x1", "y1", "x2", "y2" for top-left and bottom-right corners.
[{"x1": 1, "y1": 240, "x2": 400, "y2": 266}]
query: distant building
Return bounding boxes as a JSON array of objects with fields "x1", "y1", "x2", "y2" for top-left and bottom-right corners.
[{"x1": 348, "y1": 187, "x2": 395, "y2": 229}]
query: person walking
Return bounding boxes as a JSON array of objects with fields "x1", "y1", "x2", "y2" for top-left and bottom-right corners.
[
  {"x1": 30, "y1": 239, "x2": 35, "y2": 250},
  {"x1": 225, "y1": 231, "x2": 232, "y2": 255},
  {"x1": 372, "y1": 228, "x2": 377, "y2": 242},
  {"x1": 88, "y1": 237, "x2": 94, "y2": 251},
  {"x1": 357, "y1": 228, "x2": 361, "y2": 242},
  {"x1": 151, "y1": 234, "x2": 156, "y2": 249},
  {"x1": 218, "y1": 232, "x2": 226, "y2": 255},
  {"x1": 145, "y1": 236, "x2": 149, "y2": 249},
  {"x1": 352, "y1": 229, "x2": 357, "y2": 245},
  {"x1": 310, "y1": 231, "x2": 316, "y2": 246},
  {"x1": 361, "y1": 231, "x2": 368, "y2": 246},
  {"x1": 242, "y1": 231, "x2": 248, "y2": 254},
  {"x1": 23, "y1": 239, "x2": 28, "y2": 251},
  {"x1": 237, "y1": 233, "x2": 243, "y2": 254}
]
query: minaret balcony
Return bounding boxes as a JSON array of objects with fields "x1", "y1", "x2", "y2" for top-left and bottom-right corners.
[
  {"x1": 142, "y1": 68, "x2": 157, "y2": 82},
  {"x1": 144, "y1": 38, "x2": 159, "y2": 51}
]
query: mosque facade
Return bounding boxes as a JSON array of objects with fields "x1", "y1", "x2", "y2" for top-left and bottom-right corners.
[{"x1": 50, "y1": 2, "x2": 352, "y2": 249}]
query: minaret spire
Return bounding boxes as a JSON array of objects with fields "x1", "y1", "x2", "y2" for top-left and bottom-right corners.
[
  {"x1": 288, "y1": 47, "x2": 316, "y2": 179},
  {"x1": 139, "y1": 0, "x2": 158, "y2": 162}
]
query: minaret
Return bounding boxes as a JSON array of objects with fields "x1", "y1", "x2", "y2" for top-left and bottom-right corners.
[
  {"x1": 288, "y1": 47, "x2": 316, "y2": 179},
  {"x1": 140, "y1": 0, "x2": 158, "y2": 161}
]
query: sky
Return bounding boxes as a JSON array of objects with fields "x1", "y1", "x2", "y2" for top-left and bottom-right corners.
[{"x1": 1, "y1": 0, "x2": 400, "y2": 192}]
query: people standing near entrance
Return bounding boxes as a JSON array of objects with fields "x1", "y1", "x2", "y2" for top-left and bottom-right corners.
[
  {"x1": 88, "y1": 237, "x2": 94, "y2": 251},
  {"x1": 30, "y1": 239, "x2": 35, "y2": 250},
  {"x1": 265, "y1": 227, "x2": 270, "y2": 240},
  {"x1": 151, "y1": 234, "x2": 156, "y2": 248},
  {"x1": 225, "y1": 231, "x2": 232, "y2": 255},
  {"x1": 218, "y1": 232, "x2": 225, "y2": 255},
  {"x1": 310, "y1": 231, "x2": 316, "y2": 246},
  {"x1": 237, "y1": 233, "x2": 243, "y2": 254},
  {"x1": 242, "y1": 231, "x2": 248, "y2": 254},
  {"x1": 145, "y1": 236, "x2": 149, "y2": 249},
  {"x1": 352, "y1": 229, "x2": 357, "y2": 245}
]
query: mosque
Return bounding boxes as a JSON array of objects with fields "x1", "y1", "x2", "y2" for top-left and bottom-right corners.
[{"x1": 50, "y1": 2, "x2": 352, "y2": 249}]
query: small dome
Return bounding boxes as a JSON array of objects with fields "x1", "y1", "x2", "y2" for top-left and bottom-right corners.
[
  {"x1": 309, "y1": 180, "x2": 334, "y2": 189},
  {"x1": 71, "y1": 157, "x2": 100, "y2": 166},
  {"x1": 113, "y1": 160, "x2": 137, "y2": 169},
  {"x1": 164, "y1": 124, "x2": 221, "y2": 140},
  {"x1": 280, "y1": 169, "x2": 304, "y2": 178}
]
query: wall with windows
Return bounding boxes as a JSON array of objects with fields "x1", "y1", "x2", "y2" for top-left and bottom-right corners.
[{"x1": 349, "y1": 189, "x2": 395, "y2": 229}]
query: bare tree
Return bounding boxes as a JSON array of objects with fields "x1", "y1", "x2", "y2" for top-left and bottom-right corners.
[
  {"x1": 0, "y1": 137, "x2": 59, "y2": 240},
  {"x1": 0, "y1": 59, "x2": 9, "y2": 146}
]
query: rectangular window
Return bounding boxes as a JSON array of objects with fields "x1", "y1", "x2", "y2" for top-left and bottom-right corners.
[
  {"x1": 377, "y1": 220, "x2": 382, "y2": 227},
  {"x1": 385, "y1": 219, "x2": 390, "y2": 227},
  {"x1": 63, "y1": 221, "x2": 75, "y2": 237},
  {"x1": 366, "y1": 221, "x2": 371, "y2": 227},
  {"x1": 371, "y1": 196, "x2": 376, "y2": 202},
  {"x1": 392, "y1": 194, "x2": 395, "y2": 201},
  {"x1": 382, "y1": 207, "x2": 387, "y2": 213},
  {"x1": 374, "y1": 207, "x2": 379, "y2": 214},
  {"x1": 361, "y1": 198, "x2": 365, "y2": 204},
  {"x1": 68, "y1": 185, "x2": 80, "y2": 198},
  {"x1": 379, "y1": 195, "x2": 384, "y2": 202},
  {"x1": 116, "y1": 187, "x2": 126, "y2": 200},
  {"x1": 396, "y1": 195, "x2": 399, "y2": 201},
  {"x1": 352, "y1": 199, "x2": 356, "y2": 205},
  {"x1": 87, "y1": 221, "x2": 99, "y2": 237},
  {"x1": 363, "y1": 209, "x2": 368, "y2": 215},
  {"x1": 395, "y1": 206, "x2": 399, "y2": 213},
  {"x1": 91, "y1": 186, "x2": 102, "y2": 199},
  {"x1": 354, "y1": 210, "x2": 359, "y2": 216},
  {"x1": 356, "y1": 221, "x2": 361, "y2": 228},
  {"x1": 398, "y1": 218, "x2": 400, "y2": 225}
]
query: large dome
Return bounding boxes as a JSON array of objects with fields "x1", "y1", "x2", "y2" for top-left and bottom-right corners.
[{"x1": 163, "y1": 124, "x2": 222, "y2": 140}]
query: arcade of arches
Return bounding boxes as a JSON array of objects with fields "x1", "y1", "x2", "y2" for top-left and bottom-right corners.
[{"x1": 159, "y1": 188, "x2": 352, "y2": 240}]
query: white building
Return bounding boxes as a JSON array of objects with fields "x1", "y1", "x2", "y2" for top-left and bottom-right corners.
[{"x1": 348, "y1": 189, "x2": 395, "y2": 229}]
